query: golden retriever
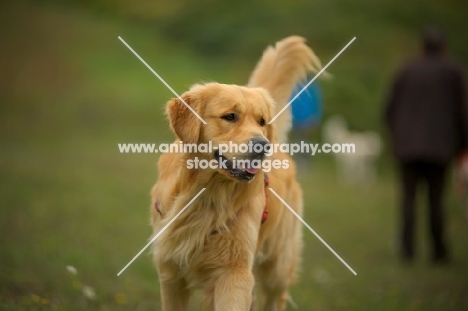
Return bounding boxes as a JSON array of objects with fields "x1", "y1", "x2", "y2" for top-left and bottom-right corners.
[{"x1": 150, "y1": 36, "x2": 323, "y2": 311}]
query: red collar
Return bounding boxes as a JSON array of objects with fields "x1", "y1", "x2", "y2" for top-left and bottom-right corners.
[
  {"x1": 155, "y1": 199, "x2": 162, "y2": 216},
  {"x1": 262, "y1": 173, "x2": 269, "y2": 224}
]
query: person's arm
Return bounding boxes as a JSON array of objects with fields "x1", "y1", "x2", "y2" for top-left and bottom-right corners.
[
  {"x1": 384, "y1": 69, "x2": 403, "y2": 134},
  {"x1": 454, "y1": 66, "x2": 468, "y2": 154}
]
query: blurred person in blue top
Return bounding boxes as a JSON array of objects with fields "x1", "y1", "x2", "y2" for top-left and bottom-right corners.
[
  {"x1": 291, "y1": 80, "x2": 323, "y2": 133},
  {"x1": 289, "y1": 78, "x2": 323, "y2": 169}
]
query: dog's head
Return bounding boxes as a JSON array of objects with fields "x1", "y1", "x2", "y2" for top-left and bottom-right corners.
[{"x1": 166, "y1": 83, "x2": 276, "y2": 182}]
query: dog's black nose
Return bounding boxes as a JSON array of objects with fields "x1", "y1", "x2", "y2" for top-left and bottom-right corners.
[{"x1": 249, "y1": 137, "x2": 270, "y2": 158}]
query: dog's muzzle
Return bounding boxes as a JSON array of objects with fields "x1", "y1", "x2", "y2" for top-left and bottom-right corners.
[
  {"x1": 214, "y1": 137, "x2": 270, "y2": 182},
  {"x1": 249, "y1": 137, "x2": 270, "y2": 160}
]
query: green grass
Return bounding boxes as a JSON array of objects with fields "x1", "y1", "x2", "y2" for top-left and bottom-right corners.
[{"x1": 1, "y1": 1, "x2": 468, "y2": 310}]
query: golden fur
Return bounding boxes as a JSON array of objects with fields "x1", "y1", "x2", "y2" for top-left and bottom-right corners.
[{"x1": 150, "y1": 36, "x2": 323, "y2": 311}]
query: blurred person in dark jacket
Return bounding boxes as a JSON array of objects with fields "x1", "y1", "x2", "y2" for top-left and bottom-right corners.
[{"x1": 385, "y1": 26, "x2": 467, "y2": 263}]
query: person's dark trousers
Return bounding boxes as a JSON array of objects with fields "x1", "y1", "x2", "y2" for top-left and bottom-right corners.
[{"x1": 399, "y1": 160, "x2": 449, "y2": 262}]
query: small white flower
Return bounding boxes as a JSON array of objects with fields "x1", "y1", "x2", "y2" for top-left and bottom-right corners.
[
  {"x1": 313, "y1": 267, "x2": 332, "y2": 285},
  {"x1": 66, "y1": 265, "x2": 77, "y2": 275},
  {"x1": 82, "y1": 285, "x2": 96, "y2": 300}
]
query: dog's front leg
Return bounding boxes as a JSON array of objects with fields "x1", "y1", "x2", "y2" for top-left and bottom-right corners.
[
  {"x1": 213, "y1": 269, "x2": 254, "y2": 311},
  {"x1": 157, "y1": 262, "x2": 191, "y2": 311},
  {"x1": 159, "y1": 278, "x2": 190, "y2": 311}
]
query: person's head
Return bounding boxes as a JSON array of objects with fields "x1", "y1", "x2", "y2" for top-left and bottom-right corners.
[{"x1": 422, "y1": 26, "x2": 446, "y2": 55}]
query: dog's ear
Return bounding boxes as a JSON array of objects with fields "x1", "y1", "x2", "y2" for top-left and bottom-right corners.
[{"x1": 166, "y1": 91, "x2": 203, "y2": 144}]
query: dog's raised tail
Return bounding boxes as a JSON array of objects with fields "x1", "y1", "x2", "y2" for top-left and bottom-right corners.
[{"x1": 248, "y1": 36, "x2": 325, "y2": 143}]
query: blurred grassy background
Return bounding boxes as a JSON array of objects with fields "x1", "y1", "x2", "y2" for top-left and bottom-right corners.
[{"x1": 1, "y1": 0, "x2": 467, "y2": 310}]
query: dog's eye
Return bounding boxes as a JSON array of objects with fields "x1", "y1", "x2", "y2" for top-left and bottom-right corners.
[
  {"x1": 259, "y1": 118, "x2": 265, "y2": 126},
  {"x1": 221, "y1": 113, "x2": 237, "y2": 122}
]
